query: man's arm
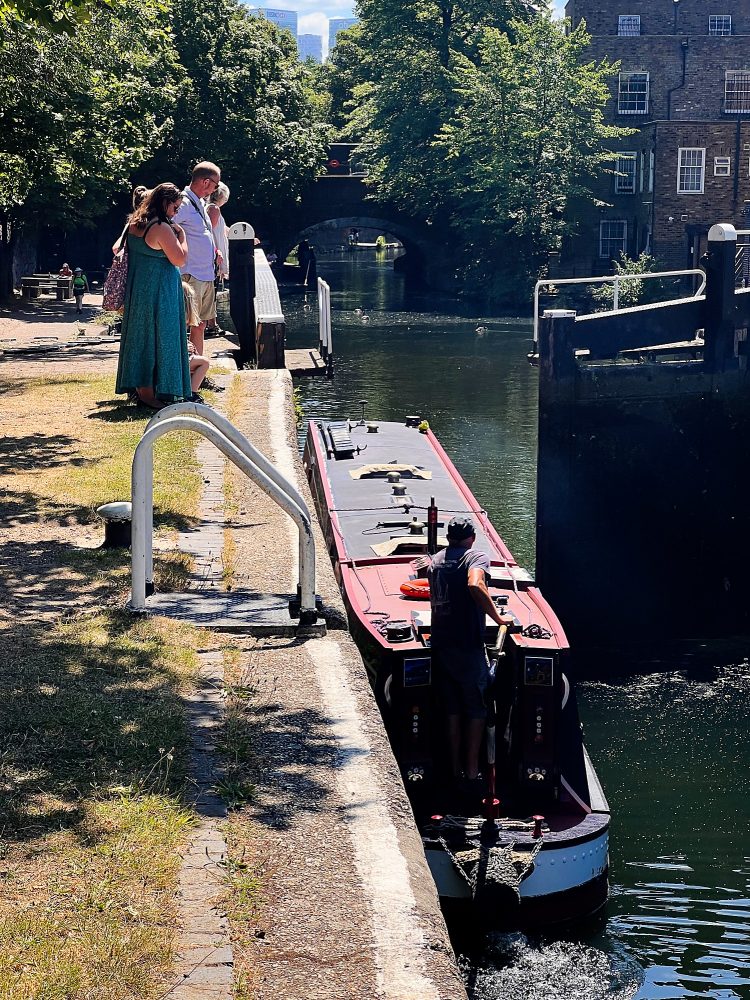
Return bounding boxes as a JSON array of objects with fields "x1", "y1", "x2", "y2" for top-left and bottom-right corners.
[{"x1": 467, "y1": 568, "x2": 512, "y2": 628}]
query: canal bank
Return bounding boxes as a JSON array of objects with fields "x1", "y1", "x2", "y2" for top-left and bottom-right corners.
[
  {"x1": 218, "y1": 369, "x2": 465, "y2": 999},
  {"x1": 0, "y1": 301, "x2": 465, "y2": 997}
]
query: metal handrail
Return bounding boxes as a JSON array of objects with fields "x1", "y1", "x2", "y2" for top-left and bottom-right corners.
[
  {"x1": 146, "y1": 401, "x2": 311, "y2": 586},
  {"x1": 533, "y1": 269, "x2": 707, "y2": 347},
  {"x1": 130, "y1": 413, "x2": 316, "y2": 620}
]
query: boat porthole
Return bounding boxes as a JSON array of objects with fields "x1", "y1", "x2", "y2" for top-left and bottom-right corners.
[{"x1": 383, "y1": 674, "x2": 393, "y2": 707}]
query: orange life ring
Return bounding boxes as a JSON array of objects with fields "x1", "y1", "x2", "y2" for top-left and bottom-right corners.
[{"x1": 400, "y1": 578, "x2": 430, "y2": 599}]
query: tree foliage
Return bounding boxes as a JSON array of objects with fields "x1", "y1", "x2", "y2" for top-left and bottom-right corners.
[
  {"x1": 141, "y1": 0, "x2": 330, "y2": 213},
  {"x1": 437, "y1": 16, "x2": 627, "y2": 297},
  {"x1": 0, "y1": 0, "x2": 109, "y2": 34},
  {"x1": 348, "y1": 0, "x2": 538, "y2": 218},
  {"x1": 329, "y1": 1, "x2": 630, "y2": 301},
  {"x1": 0, "y1": 0, "x2": 181, "y2": 295},
  {"x1": 0, "y1": 0, "x2": 331, "y2": 296}
]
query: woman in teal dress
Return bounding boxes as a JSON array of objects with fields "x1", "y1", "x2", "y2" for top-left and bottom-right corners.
[{"x1": 115, "y1": 182, "x2": 192, "y2": 410}]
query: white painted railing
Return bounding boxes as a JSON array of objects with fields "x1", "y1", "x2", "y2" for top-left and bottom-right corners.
[
  {"x1": 317, "y1": 277, "x2": 333, "y2": 372},
  {"x1": 130, "y1": 404, "x2": 317, "y2": 622},
  {"x1": 533, "y1": 269, "x2": 707, "y2": 348}
]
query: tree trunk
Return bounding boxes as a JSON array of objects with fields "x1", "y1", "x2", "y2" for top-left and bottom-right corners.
[{"x1": 0, "y1": 215, "x2": 15, "y2": 302}]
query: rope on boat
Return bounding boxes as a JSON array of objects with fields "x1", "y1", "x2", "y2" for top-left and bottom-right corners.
[{"x1": 437, "y1": 828, "x2": 544, "y2": 906}]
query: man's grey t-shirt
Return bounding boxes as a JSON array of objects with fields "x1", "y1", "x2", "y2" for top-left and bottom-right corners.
[{"x1": 427, "y1": 546, "x2": 490, "y2": 649}]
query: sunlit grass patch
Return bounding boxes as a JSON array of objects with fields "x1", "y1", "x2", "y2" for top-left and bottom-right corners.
[
  {"x1": 0, "y1": 374, "x2": 201, "y2": 526},
  {"x1": 0, "y1": 611, "x2": 200, "y2": 999}
]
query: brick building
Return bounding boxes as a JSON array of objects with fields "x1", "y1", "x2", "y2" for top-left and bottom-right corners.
[{"x1": 564, "y1": 0, "x2": 750, "y2": 273}]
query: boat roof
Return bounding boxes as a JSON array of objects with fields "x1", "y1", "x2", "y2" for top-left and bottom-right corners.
[{"x1": 312, "y1": 419, "x2": 516, "y2": 565}]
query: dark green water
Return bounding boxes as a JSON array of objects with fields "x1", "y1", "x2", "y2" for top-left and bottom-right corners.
[{"x1": 284, "y1": 252, "x2": 750, "y2": 1000}]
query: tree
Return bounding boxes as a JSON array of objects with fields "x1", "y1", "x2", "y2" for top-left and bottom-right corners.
[
  {"x1": 347, "y1": 0, "x2": 538, "y2": 219},
  {"x1": 318, "y1": 23, "x2": 366, "y2": 139},
  {"x1": 1, "y1": 0, "x2": 110, "y2": 34},
  {"x1": 0, "y1": 0, "x2": 182, "y2": 296},
  {"x1": 140, "y1": 0, "x2": 331, "y2": 216},
  {"x1": 437, "y1": 15, "x2": 628, "y2": 299}
]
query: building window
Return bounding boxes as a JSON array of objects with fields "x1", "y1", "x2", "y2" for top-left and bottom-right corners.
[
  {"x1": 618, "y1": 15, "x2": 641, "y2": 36},
  {"x1": 714, "y1": 156, "x2": 731, "y2": 176},
  {"x1": 639, "y1": 151, "x2": 645, "y2": 192},
  {"x1": 618, "y1": 72, "x2": 649, "y2": 114},
  {"x1": 648, "y1": 150, "x2": 654, "y2": 192},
  {"x1": 709, "y1": 15, "x2": 732, "y2": 36},
  {"x1": 677, "y1": 148, "x2": 705, "y2": 193},
  {"x1": 615, "y1": 152, "x2": 637, "y2": 193},
  {"x1": 600, "y1": 220, "x2": 628, "y2": 258},
  {"x1": 725, "y1": 71, "x2": 750, "y2": 113}
]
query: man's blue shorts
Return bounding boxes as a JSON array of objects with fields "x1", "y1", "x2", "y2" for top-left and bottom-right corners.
[{"x1": 432, "y1": 646, "x2": 490, "y2": 720}]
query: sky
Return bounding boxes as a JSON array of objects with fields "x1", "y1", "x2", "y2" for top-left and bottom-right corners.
[{"x1": 269, "y1": 1, "x2": 567, "y2": 54}]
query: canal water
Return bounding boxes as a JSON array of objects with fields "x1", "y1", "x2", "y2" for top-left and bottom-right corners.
[{"x1": 283, "y1": 251, "x2": 750, "y2": 1000}]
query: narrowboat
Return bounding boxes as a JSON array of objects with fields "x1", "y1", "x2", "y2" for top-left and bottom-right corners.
[{"x1": 303, "y1": 414, "x2": 609, "y2": 927}]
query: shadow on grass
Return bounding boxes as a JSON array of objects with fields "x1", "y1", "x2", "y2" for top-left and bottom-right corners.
[
  {"x1": 0, "y1": 611, "x2": 192, "y2": 847},
  {"x1": 0, "y1": 435, "x2": 88, "y2": 475},
  {"x1": 89, "y1": 398, "x2": 146, "y2": 424}
]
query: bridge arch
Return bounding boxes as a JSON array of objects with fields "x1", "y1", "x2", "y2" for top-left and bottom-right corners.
[{"x1": 279, "y1": 216, "x2": 427, "y2": 277}]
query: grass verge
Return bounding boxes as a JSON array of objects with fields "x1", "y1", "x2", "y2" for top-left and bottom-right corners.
[
  {"x1": 0, "y1": 372, "x2": 213, "y2": 998},
  {"x1": 0, "y1": 612, "x2": 199, "y2": 1000}
]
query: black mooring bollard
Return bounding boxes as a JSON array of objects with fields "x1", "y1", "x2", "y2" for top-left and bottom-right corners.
[{"x1": 96, "y1": 501, "x2": 132, "y2": 549}]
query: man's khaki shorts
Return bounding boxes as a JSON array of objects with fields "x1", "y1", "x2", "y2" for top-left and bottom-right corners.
[{"x1": 182, "y1": 275, "x2": 215, "y2": 323}]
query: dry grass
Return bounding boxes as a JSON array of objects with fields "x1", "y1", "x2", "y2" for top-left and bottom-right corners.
[
  {"x1": 0, "y1": 612, "x2": 199, "y2": 1000},
  {"x1": 0, "y1": 374, "x2": 202, "y2": 526},
  {"x1": 0, "y1": 372, "x2": 214, "y2": 998}
]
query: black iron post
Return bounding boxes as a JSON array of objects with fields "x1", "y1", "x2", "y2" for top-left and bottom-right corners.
[
  {"x1": 535, "y1": 309, "x2": 577, "y2": 600},
  {"x1": 228, "y1": 222, "x2": 257, "y2": 368},
  {"x1": 704, "y1": 223, "x2": 737, "y2": 374}
]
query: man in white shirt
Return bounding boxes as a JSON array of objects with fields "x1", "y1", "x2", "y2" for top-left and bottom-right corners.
[{"x1": 172, "y1": 160, "x2": 223, "y2": 355}]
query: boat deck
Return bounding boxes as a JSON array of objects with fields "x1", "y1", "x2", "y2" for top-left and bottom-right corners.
[
  {"x1": 314, "y1": 420, "x2": 565, "y2": 651},
  {"x1": 321, "y1": 419, "x2": 509, "y2": 562}
]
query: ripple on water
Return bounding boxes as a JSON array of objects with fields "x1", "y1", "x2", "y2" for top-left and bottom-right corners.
[{"x1": 460, "y1": 933, "x2": 643, "y2": 1000}]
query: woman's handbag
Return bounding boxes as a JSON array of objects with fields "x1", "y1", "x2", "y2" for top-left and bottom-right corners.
[{"x1": 103, "y1": 230, "x2": 129, "y2": 311}]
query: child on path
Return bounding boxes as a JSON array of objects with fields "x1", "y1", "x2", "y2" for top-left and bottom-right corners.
[{"x1": 72, "y1": 268, "x2": 89, "y2": 313}]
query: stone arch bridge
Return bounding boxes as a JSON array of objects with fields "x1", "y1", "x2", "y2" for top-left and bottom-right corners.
[{"x1": 259, "y1": 146, "x2": 446, "y2": 281}]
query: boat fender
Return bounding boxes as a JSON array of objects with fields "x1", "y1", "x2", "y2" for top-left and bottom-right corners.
[{"x1": 400, "y1": 578, "x2": 430, "y2": 599}]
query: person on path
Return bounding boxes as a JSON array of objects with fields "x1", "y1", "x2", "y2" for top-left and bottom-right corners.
[
  {"x1": 205, "y1": 181, "x2": 230, "y2": 337},
  {"x1": 171, "y1": 161, "x2": 223, "y2": 356},
  {"x1": 115, "y1": 182, "x2": 192, "y2": 411},
  {"x1": 426, "y1": 515, "x2": 511, "y2": 787},
  {"x1": 72, "y1": 268, "x2": 89, "y2": 313}
]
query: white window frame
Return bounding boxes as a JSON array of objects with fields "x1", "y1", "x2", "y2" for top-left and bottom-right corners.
[
  {"x1": 714, "y1": 156, "x2": 731, "y2": 176},
  {"x1": 599, "y1": 220, "x2": 628, "y2": 259},
  {"x1": 639, "y1": 151, "x2": 645, "y2": 192},
  {"x1": 618, "y1": 14, "x2": 641, "y2": 36},
  {"x1": 615, "y1": 152, "x2": 637, "y2": 193},
  {"x1": 648, "y1": 150, "x2": 655, "y2": 192},
  {"x1": 709, "y1": 14, "x2": 732, "y2": 36},
  {"x1": 677, "y1": 147, "x2": 705, "y2": 194},
  {"x1": 618, "y1": 72, "x2": 650, "y2": 114}
]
